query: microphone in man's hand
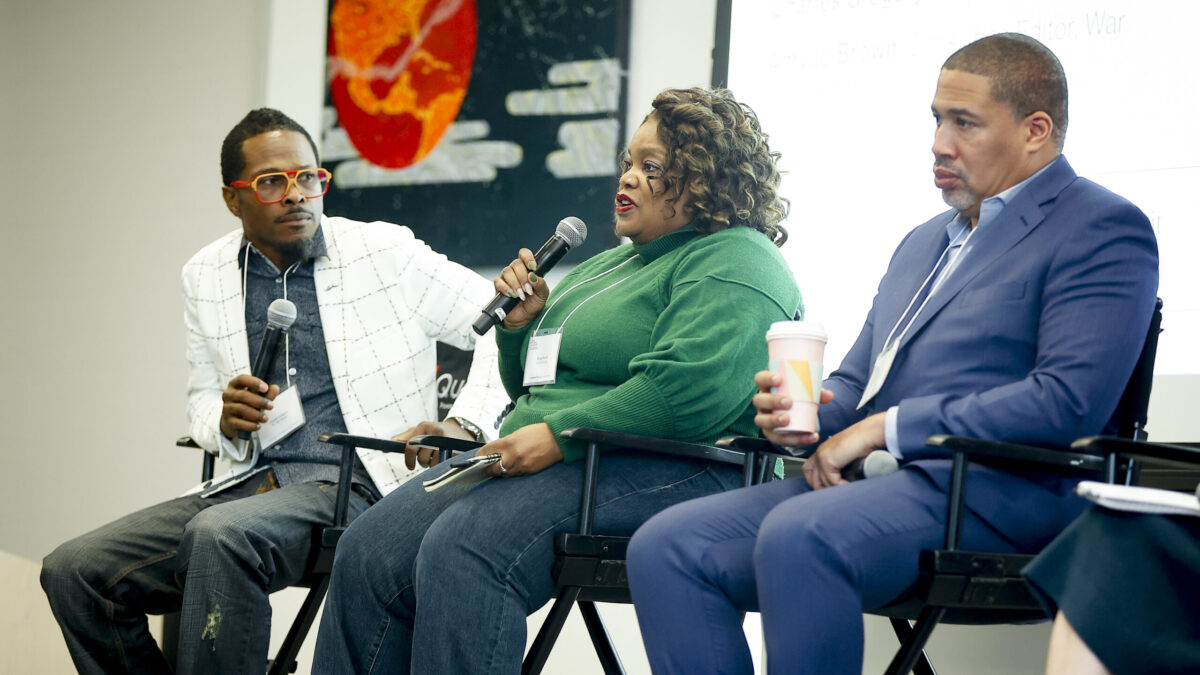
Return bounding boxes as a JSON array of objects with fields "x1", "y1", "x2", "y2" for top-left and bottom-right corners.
[
  {"x1": 472, "y1": 216, "x2": 588, "y2": 335},
  {"x1": 842, "y1": 450, "x2": 899, "y2": 481},
  {"x1": 237, "y1": 298, "x2": 298, "y2": 441}
]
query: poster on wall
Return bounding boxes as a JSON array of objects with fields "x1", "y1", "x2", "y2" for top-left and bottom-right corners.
[{"x1": 321, "y1": 0, "x2": 629, "y2": 267}]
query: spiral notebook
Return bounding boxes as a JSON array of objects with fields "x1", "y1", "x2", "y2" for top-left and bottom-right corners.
[
  {"x1": 422, "y1": 453, "x2": 501, "y2": 492},
  {"x1": 1075, "y1": 481, "x2": 1200, "y2": 517}
]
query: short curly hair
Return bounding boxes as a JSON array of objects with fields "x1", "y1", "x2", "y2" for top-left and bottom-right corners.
[
  {"x1": 633, "y1": 87, "x2": 788, "y2": 245},
  {"x1": 220, "y1": 108, "x2": 320, "y2": 185}
]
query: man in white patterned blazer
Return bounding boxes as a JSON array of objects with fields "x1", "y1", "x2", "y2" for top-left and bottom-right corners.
[{"x1": 40, "y1": 108, "x2": 510, "y2": 674}]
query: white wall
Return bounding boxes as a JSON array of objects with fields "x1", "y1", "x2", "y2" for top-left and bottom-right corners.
[
  {"x1": 1, "y1": 0, "x2": 269, "y2": 562},
  {"x1": 0, "y1": 1, "x2": 1184, "y2": 673}
]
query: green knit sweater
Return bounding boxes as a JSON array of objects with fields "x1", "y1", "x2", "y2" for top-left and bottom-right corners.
[{"x1": 496, "y1": 225, "x2": 801, "y2": 462}]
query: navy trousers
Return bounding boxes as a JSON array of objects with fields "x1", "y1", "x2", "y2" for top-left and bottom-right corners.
[{"x1": 627, "y1": 466, "x2": 1080, "y2": 675}]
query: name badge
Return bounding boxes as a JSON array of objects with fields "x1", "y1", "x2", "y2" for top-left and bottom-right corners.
[
  {"x1": 857, "y1": 341, "x2": 898, "y2": 410},
  {"x1": 258, "y1": 385, "x2": 306, "y2": 449},
  {"x1": 523, "y1": 328, "x2": 563, "y2": 387}
]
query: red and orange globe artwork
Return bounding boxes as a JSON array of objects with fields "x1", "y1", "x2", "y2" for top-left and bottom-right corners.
[{"x1": 328, "y1": 0, "x2": 477, "y2": 169}]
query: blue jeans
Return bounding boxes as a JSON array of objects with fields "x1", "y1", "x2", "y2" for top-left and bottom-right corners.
[
  {"x1": 626, "y1": 466, "x2": 1081, "y2": 675},
  {"x1": 40, "y1": 471, "x2": 374, "y2": 674},
  {"x1": 313, "y1": 447, "x2": 743, "y2": 674}
]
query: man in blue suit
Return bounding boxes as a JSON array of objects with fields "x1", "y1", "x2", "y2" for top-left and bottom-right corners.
[{"x1": 626, "y1": 33, "x2": 1159, "y2": 674}]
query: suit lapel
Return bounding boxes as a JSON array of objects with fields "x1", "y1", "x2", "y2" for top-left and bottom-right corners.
[{"x1": 894, "y1": 156, "x2": 1077, "y2": 354}]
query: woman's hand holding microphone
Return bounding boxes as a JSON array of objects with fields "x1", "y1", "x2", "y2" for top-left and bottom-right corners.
[{"x1": 494, "y1": 248, "x2": 550, "y2": 329}]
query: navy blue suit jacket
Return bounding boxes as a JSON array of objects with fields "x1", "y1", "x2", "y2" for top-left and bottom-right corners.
[{"x1": 820, "y1": 156, "x2": 1159, "y2": 545}]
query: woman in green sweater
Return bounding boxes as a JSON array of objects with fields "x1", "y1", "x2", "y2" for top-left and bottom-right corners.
[{"x1": 314, "y1": 87, "x2": 801, "y2": 674}]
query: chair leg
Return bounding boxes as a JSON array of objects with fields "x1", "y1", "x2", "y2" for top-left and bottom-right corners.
[
  {"x1": 161, "y1": 611, "x2": 181, "y2": 668},
  {"x1": 267, "y1": 577, "x2": 331, "y2": 675},
  {"x1": 886, "y1": 610, "x2": 943, "y2": 675},
  {"x1": 522, "y1": 587, "x2": 581, "y2": 675},
  {"x1": 578, "y1": 601, "x2": 626, "y2": 675}
]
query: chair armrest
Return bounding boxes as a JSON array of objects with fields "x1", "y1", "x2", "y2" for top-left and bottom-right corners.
[
  {"x1": 176, "y1": 436, "x2": 214, "y2": 482},
  {"x1": 563, "y1": 428, "x2": 747, "y2": 467},
  {"x1": 318, "y1": 433, "x2": 401, "y2": 527},
  {"x1": 926, "y1": 435, "x2": 1110, "y2": 552},
  {"x1": 406, "y1": 434, "x2": 485, "y2": 465},
  {"x1": 926, "y1": 435, "x2": 1105, "y2": 474},
  {"x1": 318, "y1": 432, "x2": 409, "y2": 454},
  {"x1": 1071, "y1": 435, "x2": 1200, "y2": 469},
  {"x1": 407, "y1": 434, "x2": 486, "y2": 453},
  {"x1": 562, "y1": 428, "x2": 753, "y2": 535},
  {"x1": 717, "y1": 435, "x2": 817, "y2": 459}
]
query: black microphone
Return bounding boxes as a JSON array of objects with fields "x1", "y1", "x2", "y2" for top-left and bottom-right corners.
[
  {"x1": 237, "y1": 298, "x2": 298, "y2": 441},
  {"x1": 472, "y1": 217, "x2": 588, "y2": 335},
  {"x1": 842, "y1": 450, "x2": 899, "y2": 481}
]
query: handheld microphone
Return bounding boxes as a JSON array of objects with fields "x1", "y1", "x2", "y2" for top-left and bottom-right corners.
[
  {"x1": 842, "y1": 450, "x2": 899, "y2": 481},
  {"x1": 237, "y1": 298, "x2": 298, "y2": 441},
  {"x1": 472, "y1": 217, "x2": 588, "y2": 335}
]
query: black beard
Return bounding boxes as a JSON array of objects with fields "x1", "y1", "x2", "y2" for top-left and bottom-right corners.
[{"x1": 276, "y1": 235, "x2": 316, "y2": 268}]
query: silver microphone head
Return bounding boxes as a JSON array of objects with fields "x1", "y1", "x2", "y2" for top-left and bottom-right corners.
[
  {"x1": 862, "y1": 450, "x2": 899, "y2": 478},
  {"x1": 266, "y1": 298, "x2": 298, "y2": 330},
  {"x1": 555, "y1": 216, "x2": 587, "y2": 248}
]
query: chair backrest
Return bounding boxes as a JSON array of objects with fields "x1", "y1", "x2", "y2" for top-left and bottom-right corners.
[{"x1": 1110, "y1": 298, "x2": 1163, "y2": 442}]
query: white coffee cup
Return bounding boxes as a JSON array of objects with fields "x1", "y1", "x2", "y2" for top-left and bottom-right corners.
[{"x1": 766, "y1": 321, "x2": 827, "y2": 434}]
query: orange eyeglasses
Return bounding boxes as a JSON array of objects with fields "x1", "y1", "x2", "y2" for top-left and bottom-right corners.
[{"x1": 229, "y1": 168, "x2": 332, "y2": 204}]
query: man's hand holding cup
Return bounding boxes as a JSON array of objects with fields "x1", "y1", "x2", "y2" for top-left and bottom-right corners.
[{"x1": 754, "y1": 321, "x2": 831, "y2": 448}]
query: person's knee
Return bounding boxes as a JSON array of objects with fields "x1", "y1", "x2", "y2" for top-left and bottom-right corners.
[
  {"x1": 628, "y1": 504, "x2": 699, "y2": 580},
  {"x1": 328, "y1": 514, "x2": 372, "y2": 582},
  {"x1": 181, "y1": 507, "x2": 248, "y2": 558},
  {"x1": 754, "y1": 507, "x2": 837, "y2": 573},
  {"x1": 41, "y1": 537, "x2": 98, "y2": 602},
  {"x1": 412, "y1": 516, "x2": 470, "y2": 578}
]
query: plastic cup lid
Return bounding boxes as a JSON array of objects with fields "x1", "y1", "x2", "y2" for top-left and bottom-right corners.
[{"x1": 766, "y1": 321, "x2": 827, "y2": 342}]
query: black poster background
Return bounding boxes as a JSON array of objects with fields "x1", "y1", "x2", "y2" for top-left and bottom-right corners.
[{"x1": 322, "y1": 0, "x2": 629, "y2": 267}]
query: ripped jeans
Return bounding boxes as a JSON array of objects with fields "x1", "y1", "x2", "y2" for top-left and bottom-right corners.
[{"x1": 40, "y1": 470, "x2": 374, "y2": 675}]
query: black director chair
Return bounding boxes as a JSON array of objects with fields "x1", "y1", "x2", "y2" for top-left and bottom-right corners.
[
  {"x1": 164, "y1": 342, "x2": 480, "y2": 674},
  {"x1": 511, "y1": 297, "x2": 1162, "y2": 675},
  {"x1": 404, "y1": 428, "x2": 776, "y2": 675},
  {"x1": 166, "y1": 434, "x2": 460, "y2": 674},
  {"x1": 848, "y1": 297, "x2": 1163, "y2": 675}
]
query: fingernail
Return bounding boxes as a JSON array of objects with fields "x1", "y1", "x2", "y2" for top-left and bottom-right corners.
[
  {"x1": 506, "y1": 288, "x2": 517, "y2": 298},
  {"x1": 517, "y1": 287, "x2": 526, "y2": 301},
  {"x1": 528, "y1": 272, "x2": 539, "y2": 283},
  {"x1": 524, "y1": 282, "x2": 534, "y2": 295},
  {"x1": 527, "y1": 260, "x2": 537, "y2": 271}
]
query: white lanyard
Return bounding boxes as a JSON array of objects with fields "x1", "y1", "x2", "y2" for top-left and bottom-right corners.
[
  {"x1": 858, "y1": 226, "x2": 976, "y2": 409},
  {"x1": 881, "y1": 225, "x2": 975, "y2": 355},
  {"x1": 523, "y1": 255, "x2": 640, "y2": 387},
  {"x1": 533, "y1": 254, "x2": 640, "y2": 334}
]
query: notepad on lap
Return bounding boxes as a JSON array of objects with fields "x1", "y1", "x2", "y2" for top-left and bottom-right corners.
[
  {"x1": 1075, "y1": 481, "x2": 1200, "y2": 517},
  {"x1": 422, "y1": 453, "x2": 501, "y2": 492}
]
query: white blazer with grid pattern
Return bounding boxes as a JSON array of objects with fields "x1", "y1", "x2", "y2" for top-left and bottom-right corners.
[{"x1": 181, "y1": 216, "x2": 507, "y2": 495}]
